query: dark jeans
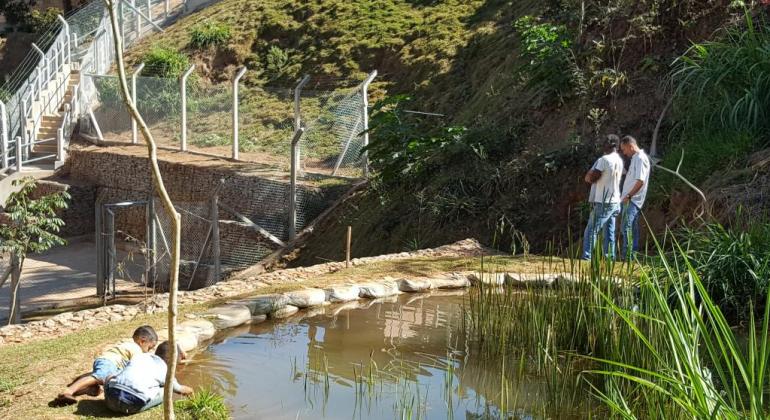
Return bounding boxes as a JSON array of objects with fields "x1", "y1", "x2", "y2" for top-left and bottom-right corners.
[{"x1": 104, "y1": 385, "x2": 162, "y2": 414}]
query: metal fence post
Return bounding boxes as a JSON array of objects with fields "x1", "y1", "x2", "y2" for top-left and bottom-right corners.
[
  {"x1": 15, "y1": 136, "x2": 22, "y2": 172},
  {"x1": 180, "y1": 64, "x2": 195, "y2": 152},
  {"x1": 119, "y1": 0, "x2": 125, "y2": 50},
  {"x1": 165, "y1": 0, "x2": 170, "y2": 17},
  {"x1": 288, "y1": 128, "x2": 304, "y2": 241},
  {"x1": 20, "y1": 101, "x2": 28, "y2": 155},
  {"x1": 57, "y1": 15, "x2": 71, "y2": 64},
  {"x1": 0, "y1": 100, "x2": 8, "y2": 170},
  {"x1": 93, "y1": 30, "x2": 101, "y2": 72},
  {"x1": 293, "y1": 75, "x2": 310, "y2": 132},
  {"x1": 293, "y1": 75, "x2": 310, "y2": 174},
  {"x1": 145, "y1": 0, "x2": 152, "y2": 25},
  {"x1": 133, "y1": 0, "x2": 140, "y2": 35},
  {"x1": 106, "y1": 208, "x2": 116, "y2": 299},
  {"x1": 131, "y1": 63, "x2": 145, "y2": 144},
  {"x1": 31, "y1": 43, "x2": 45, "y2": 95},
  {"x1": 146, "y1": 192, "x2": 157, "y2": 290},
  {"x1": 57, "y1": 127, "x2": 64, "y2": 161},
  {"x1": 360, "y1": 70, "x2": 377, "y2": 178},
  {"x1": 231, "y1": 66, "x2": 247, "y2": 160},
  {"x1": 209, "y1": 184, "x2": 221, "y2": 284},
  {"x1": 96, "y1": 203, "x2": 103, "y2": 297}
]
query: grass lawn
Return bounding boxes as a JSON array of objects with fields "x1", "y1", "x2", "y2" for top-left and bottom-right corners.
[{"x1": 0, "y1": 254, "x2": 631, "y2": 418}]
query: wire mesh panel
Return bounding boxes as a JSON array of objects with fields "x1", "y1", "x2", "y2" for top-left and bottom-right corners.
[
  {"x1": 135, "y1": 75, "x2": 182, "y2": 148},
  {"x1": 83, "y1": 74, "x2": 133, "y2": 141},
  {"x1": 69, "y1": 1, "x2": 105, "y2": 42},
  {"x1": 299, "y1": 85, "x2": 366, "y2": 178},
  {"x1": 235, "y1": 86, "x2": 295, "y2": 169},
  {"x1": 154, "y1": 200, "x2": 220, "y2": 290},
  {"x1": 187, "y1": 83, "x2": 233, "y2": 159}
]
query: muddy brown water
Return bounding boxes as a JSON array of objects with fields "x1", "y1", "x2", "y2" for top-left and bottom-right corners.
[{"x1": 178, "y1": 291, "x2": 593, "y2": 419}]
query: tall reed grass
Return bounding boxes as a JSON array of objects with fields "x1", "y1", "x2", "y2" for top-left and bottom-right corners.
[{"x1": 463, "y1": 232, "x2": 770, "y2": 418}]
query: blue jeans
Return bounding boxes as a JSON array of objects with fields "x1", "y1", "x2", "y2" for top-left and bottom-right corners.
[
  {"x1": 582, "y1": 202, "x2": 620, "y2": 260},
  {"x1": 90, "y1": 358, "x2": 120, "y2": 383},
  {"x1": 620, "y1": 202, "x2": 642, "y2": 260},
  {"x1": 104, "y1": 385, "x2": 163, "y2": 414}
]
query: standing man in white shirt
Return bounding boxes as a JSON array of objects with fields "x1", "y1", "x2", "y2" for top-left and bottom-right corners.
[
  {"x1": 582, "y1": 135, "x2": 624, "y2": 260},
  {"x1": 619, "y1": 135, "x2": 651, "y2": 260}
]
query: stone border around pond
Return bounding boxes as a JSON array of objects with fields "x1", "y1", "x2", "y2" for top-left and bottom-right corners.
[
  {"x1": 169, "y1": 272, "x2": 475, "y2": 354},
  {"x1": 0, "y1": 239, "x2": 490, "y2": 346}
]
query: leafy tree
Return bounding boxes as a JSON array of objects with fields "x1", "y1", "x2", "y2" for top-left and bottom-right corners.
[
  {"x1": 0, "y1": 0, "x2": 36, "y2": 25},
  {"x1": 0, "y1": 177, "x2": 69, "y2": 324},
  {"x1": 27, "y1": 7, "x2": 60, "y2": 32}
]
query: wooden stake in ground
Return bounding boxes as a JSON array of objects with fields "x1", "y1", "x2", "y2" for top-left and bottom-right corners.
[
  {"x1": 346, "y1": 226, "x2": 352, "y2": 268},
  {"x1": 103, "y1": 2, "x2": 182, "y2": 419}
]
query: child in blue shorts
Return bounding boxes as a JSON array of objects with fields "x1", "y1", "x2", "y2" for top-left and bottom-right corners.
[
  {"x1": 53, "y1": 325, "x2": 157, "y2": 406},
  {"x1": 104, "y1": 341, "x2": 194, "y2": 414}
]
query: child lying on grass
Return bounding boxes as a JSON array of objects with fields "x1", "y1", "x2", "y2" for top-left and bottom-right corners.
[
  {"x1": 104, "y1": 340, "x2": 194, "y2": 414},
  {"x1": 53, "y1": 325, "x2": 158, "y2": 406}
]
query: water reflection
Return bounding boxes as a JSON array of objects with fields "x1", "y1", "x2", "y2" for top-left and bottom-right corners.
[{"x1": 179, "y1": 292, "x2": 591, "y2": 419}]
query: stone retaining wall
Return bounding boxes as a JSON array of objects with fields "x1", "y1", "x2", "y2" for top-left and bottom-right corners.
[
  {"x1": 0, "y1": 239, "x2": 489, "y2": 346},
  {"x1": 31, "y1": 180, "x2": 97, "y2": 237}
]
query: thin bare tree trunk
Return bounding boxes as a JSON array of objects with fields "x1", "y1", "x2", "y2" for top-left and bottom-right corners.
[
  {"x1": 7, "y1": 256, "x2": 22, "y2": 325},
  {"x1": 103, "y1": 2, "x2": 181, "y2": 419}
]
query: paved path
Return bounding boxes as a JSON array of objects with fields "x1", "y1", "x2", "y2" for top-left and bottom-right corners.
[{"x1": 0, "y1": 239, "x2": 146, "y2": 323}]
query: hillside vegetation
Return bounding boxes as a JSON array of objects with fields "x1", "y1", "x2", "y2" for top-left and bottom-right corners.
[{"x1": 122, "y1": 0, "x2": 769, "y2": 262}]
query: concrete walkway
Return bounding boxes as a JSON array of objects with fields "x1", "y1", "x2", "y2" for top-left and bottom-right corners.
[{"x1": 0, "y1": 239, "x2": 146, "y2": 323}]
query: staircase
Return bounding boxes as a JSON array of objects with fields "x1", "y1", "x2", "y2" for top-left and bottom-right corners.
[{"x1": 27, "y1": 71, "x2": 80, "y2": 170}]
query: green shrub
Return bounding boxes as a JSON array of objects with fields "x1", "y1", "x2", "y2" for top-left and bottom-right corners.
[
  {"x1": 667, "y1": 12, "x2": 770, "y2": 183},
  {"x1": 27, "y1": 8, "x2": 60, "y2": 33},
  {"x1": 189, "y1": 21, "x2": 232, "y2": 49},
  {"x1": 513, "y1": 15, "x2": 576, "y2": 104},
  {"x1": 142, "y1": 46, "x2": 191, "y2": 78},
  {"x1": 175, "y1": 388, "x2": 229, "y2": 420},
  {"x1": 265, "y1": 45, "x2": 291, "y2": 80},
  {"x1": 679, "y1": 220, "x2": 770, "y2": 321}
]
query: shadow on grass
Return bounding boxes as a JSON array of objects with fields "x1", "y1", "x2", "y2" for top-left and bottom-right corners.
[{"x1": 72, "y1": 399, "x2": 124, "y2": 418}]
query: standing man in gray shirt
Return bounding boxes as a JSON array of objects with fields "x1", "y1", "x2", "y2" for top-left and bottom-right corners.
[
  {"x1": 619, "y1": 135, "x2": 651, "y2": 260},
  {"x1": 582, "y1": 135, "x2": 624, "y2": 260}
]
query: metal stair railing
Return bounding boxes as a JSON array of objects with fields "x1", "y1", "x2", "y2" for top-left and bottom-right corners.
[{"x1": 1, "y1": 0, "x2": 177, "y2": 175}]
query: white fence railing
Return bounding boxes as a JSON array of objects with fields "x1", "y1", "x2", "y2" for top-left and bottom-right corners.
[{"x1": 0, "y1": 0, "x2": 181, "y2": 175}]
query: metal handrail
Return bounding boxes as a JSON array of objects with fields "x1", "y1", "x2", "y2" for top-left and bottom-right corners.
[{"x1": 1, "y1": 0, "x2": 189, "y2": 171}]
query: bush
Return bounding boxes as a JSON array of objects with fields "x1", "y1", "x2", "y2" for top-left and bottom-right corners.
[
  {"x1": 265, "y1": 45, "x2": 291, "y2": 80},
  {"x1": 175, "y1": 388, "x2": 229, "y2": 420},
  {"x1": 142, "y1": 46, "x2": 191, "y2": 78},
  {"x1": 27, "y1": 8, "x2": 60, "y2": 33},
  {"x1": 668, "y1": 13, "x2": 770, "y2": 183},
  {"x1": 189, "y1": 21, "x2": 232, "y2": 49},
  {"x1": 513, "y1": 15, "x2": 576, "y2": 104},
  {"x1": 679, "y1": 220, "x2": 770, "y2": 321}
]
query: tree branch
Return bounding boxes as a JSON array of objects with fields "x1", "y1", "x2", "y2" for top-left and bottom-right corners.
[{"x1": 103, "y1": 2, "x2": 181, "y2": 419}]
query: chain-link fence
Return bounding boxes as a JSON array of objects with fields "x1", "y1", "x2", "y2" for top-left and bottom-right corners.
[
  {"x1": 299, "y1": 87, "x2": 366, "y2": 178},
  {"x1": 236, "y1": 86, "x2": 295, "y2": 169},
  {"x1": 83, "y1": 72, "x2": 372, "y2": 177},
  {"x1": 96, "y1": 191, "x2": 224, "y2": 295},
  {"x1": 187, "y1": 82, "x2": 233, "y2": 159},
  {"x1": 95, "y1": 178, "x2": 316, "y2": 295}
]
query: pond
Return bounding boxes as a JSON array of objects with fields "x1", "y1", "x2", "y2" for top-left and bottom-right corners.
[{"x1": 179, "y1": 291, "x2": 593, "y2": 419}]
